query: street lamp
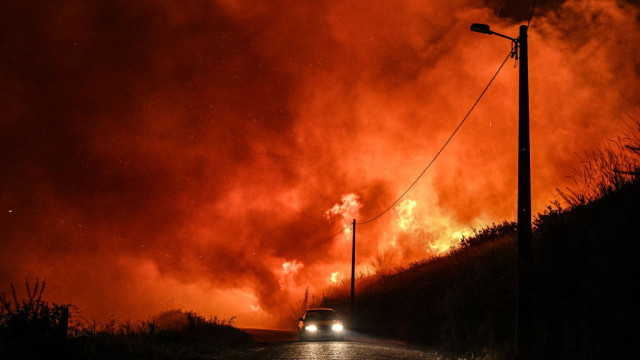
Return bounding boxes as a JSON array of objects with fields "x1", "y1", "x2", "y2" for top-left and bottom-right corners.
[
  {"x1": 470, "y1": 23, "x2": 533, "y2": 360},
  {"x1": 470, "y1": 23, "x2": 517, "y2": 42}
]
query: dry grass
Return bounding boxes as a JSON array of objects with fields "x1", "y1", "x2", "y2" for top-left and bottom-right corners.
[{"x1": 1, "y1": 280, "x2": 250, "y2": 359}]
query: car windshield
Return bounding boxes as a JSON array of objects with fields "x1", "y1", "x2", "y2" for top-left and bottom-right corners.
[{"x1": 305, "y1": 310, "x2": 338, "y2": 321}]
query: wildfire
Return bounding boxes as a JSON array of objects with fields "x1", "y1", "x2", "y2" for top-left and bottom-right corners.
[
  {"x1": 452, "y1": 229, "x2": 472, "y2": 241},
  {"x1": 371, "y1": 197, "x2": 470, "y2": 263},
  {"x1": 329, "y1": 271, "x2": 342, "y2": 284},
  {"x1": 278, "y1": 260, "x2": 303, "y2": 289},
  {"x1": 2, "y1": 0, "x2": 638, "y2": 330},
  {"x1": 325, "y1": 193, "x2": 362, "y2": 234},
  {"x1": 396, "y1": 198, "x2": 418, "y2": 231}
]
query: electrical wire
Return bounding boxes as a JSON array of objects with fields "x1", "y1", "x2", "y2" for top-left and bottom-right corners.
[
  {"x1": 527, "y1": 0, "x2": 537, "y2": 28},
  {"x1": 307, "y1": 223, "x2": 352, "y2": 250},
  {"x1": 305, "y1": 8, "x2": 530, "y2": 254},
  {"x1": 309, "y1": 50, "x2": 512, "y2": 247},
  {"x1": 356, "y1": 50, "x2": 513, "y2": 226}
]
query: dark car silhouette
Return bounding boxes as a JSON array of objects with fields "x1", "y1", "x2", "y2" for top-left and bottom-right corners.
[{"x1": 298, "y1": 308, "x2": 344, "y2": 341}]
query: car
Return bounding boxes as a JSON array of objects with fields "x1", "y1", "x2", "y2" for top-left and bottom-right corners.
[{"x1": 298, "y1": 308, "x2": 345, "y2": 341}]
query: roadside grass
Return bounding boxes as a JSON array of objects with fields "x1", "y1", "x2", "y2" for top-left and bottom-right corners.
[{"x1": 0, "y1": 282, "x2": 251, "y2": 359}]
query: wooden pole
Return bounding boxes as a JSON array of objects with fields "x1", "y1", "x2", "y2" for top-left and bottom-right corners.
[
  {"x1": 516, "y1": 24, "x2": 534, "y2": 360},
  {"x1": 350, "y1": 219, "x2": 356, "y2": 317}
]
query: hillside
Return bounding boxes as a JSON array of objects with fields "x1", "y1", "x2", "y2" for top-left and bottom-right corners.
[{"x1": 321, "y1": 177, "x2": 640, "y2": 359}]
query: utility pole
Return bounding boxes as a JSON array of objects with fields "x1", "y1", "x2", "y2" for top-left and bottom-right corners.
[
  {"x1": 350, "y1": 219, "x2": 356, "y2": 317},
  {"x1": 470, "y1": 22, "x2": 534, "y2": 359},
  {"x1": 516, "y1": 24, "x2": 534, "y2": 360}
]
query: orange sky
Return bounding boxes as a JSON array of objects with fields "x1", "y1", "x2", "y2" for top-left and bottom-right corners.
[{"x1": 2, "y1": 0, "x2": 640, "y2": 328}]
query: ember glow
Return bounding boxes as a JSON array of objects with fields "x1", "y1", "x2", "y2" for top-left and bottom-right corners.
[{"x1": 2, "y1": 0, "x2": 640, "y2": 328}]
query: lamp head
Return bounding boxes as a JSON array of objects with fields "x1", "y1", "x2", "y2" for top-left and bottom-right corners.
[{"x1": 470, "y1": 23, "x2": 492, "y2": 34}]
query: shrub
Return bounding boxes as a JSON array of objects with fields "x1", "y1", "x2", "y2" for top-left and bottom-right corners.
[{"x1": 0, "y1": 279, "x2": 70, "y2": 357}]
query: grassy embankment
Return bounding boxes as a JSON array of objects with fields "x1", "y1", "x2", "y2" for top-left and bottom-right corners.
[
  {"x1": 0, "y1": 283, "x2": 251, "y2": 359},
  {"x1": 321, "y1": 126, "x2": 640, "y2": 359}
]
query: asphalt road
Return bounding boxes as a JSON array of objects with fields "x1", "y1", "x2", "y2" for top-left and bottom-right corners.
[
  {"x1": 226, "y1": 329, "x2": 440, "y2": 360},
  {"x1": 229, "y1": 341, "x2": 439, "y2": 360}
]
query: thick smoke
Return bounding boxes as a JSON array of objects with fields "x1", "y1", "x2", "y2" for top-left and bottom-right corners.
[{"x1": 1, "y1": 0, "x2": 639, "y2": 327}]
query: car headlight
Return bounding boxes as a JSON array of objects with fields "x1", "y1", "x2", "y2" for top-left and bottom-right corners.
[
  {"x1": 305, "y1": 325, "x2": 317, "y2": 332},
  {"x1": 332, "y1": 323, "x2": 343, "y2": 332}
]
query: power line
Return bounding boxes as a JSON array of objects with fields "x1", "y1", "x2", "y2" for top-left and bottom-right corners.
[
  {"x1": 527, "y1": 0, "x2": 537, "y2": 28},
  {"x1": 357, "y1": 50, "x2": 513, "y2": 226},
  {"x1": 311, "y1": 50, "x2": 512, "y2": 246},
  {"x1": 308, "y1": 223, "x2": 352, "y2": 250}
]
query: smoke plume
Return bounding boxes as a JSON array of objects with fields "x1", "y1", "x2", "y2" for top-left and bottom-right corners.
[{"x1": 1, "y1": 0, "x2": 639, "y2": 327}]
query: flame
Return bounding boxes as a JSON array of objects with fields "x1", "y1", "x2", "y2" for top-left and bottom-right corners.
[
  {"x1": 278, "y1": 260, "x2": 303, "y2": 289},
  {"x1": 325, "y1": 193, "x2": 362, "y2": 234},
  {"x1": 396, "y1": 198, "x2": 418, "y2": 231},
  {"x1": 329, "y1": 271, "x2": 342, "y2": 284},
  {"x1": 429, "y1": 240, "x2": 455, "y2": 254},
  {"x1": 372, "y1": 197, "x2": 474, "y2": 264},
  {"x1": 452, "y1": 229, "x2": 472, "y2": 241}
]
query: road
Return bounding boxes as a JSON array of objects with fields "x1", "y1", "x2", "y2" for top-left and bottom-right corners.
[{"x1": 224, "y1": 329, "x2": 440, "y2": 360}]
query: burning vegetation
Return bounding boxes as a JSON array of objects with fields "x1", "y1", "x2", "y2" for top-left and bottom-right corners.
[{"x1": 317, "y1": 120, "x2": 640, "y2": 359}]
